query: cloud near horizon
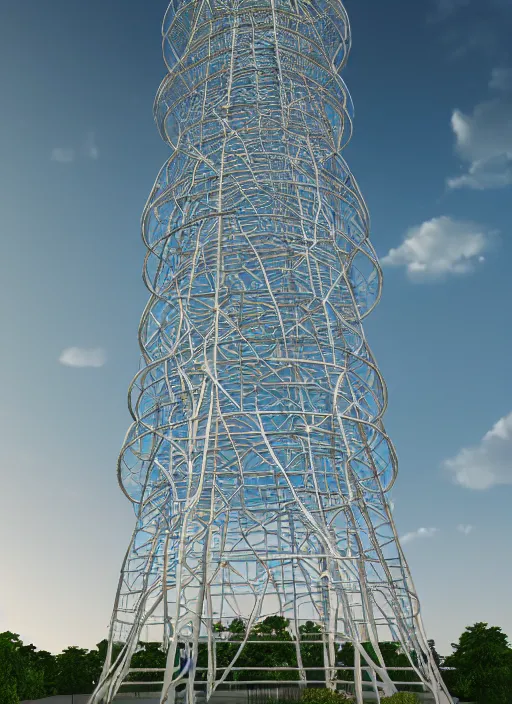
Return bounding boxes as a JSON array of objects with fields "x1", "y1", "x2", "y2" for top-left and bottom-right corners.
[
  {"x1": 444, "y1": 412, "x2": 512, "y2": 489},
  {"x1": 381, "y1": 216, "x2": 494, "y2": 281},
  {"x1": 401, "y1": 527, "x2": 439, "y2": 545},
  {"x1": 59, "y1": 347, "x2": 107, "y2": 368}
]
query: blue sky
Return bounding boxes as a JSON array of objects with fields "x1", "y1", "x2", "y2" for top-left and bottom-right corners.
[{"x1": 0, "y1": 0, "x2": 511, "y2": 656}]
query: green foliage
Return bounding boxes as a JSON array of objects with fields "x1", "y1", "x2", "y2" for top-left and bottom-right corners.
[
  {"x1": 2, "y1": 618, "x2": 512, "y2": 703},
  {"x1": 0, "y1": 633, "x2": 20, "y2": 704},
  {"x1": 19, "y1": 666, "x2": 45, "y2": 700},
  {"x1": 299, "y1": 622, "x2": 324, "y2": 682},
  {"x1": 94, "y1": 638, "x2": 124, "y2": 677},
  {"x1": 0, "y1": 631, "x2": 136, "y2": 698},
  {"x1": 197, "y1": 616, "x2": 302, "y2": 683},
  {"x1": 336, "y1": 641, "x2": 420, "y2": 685},
  {"x1": 16, "y1": 642, "x2": 54, "y2": 698},
  {"x1": 300, "y1": 688, "x2": 352, "y2": 703},
  {"x1": 55, "y1": 646, "x2": 99, "y2": 695},
  {"x1": 128, "y1": 641, "x2": 167, "y2": 683},
  {"x1": 380, "y1": 693, "x2": 419, "y2": 704},
  {"x1": 443, "y1": 622, "x2": 512, "y2": 704},
  {"x1": 31, "y1": 649, "x2": 59, "y2": 696},
  {"x1": 0, "y1": 631, "x2": 50, "y2": 701},
  {"x1": 233, "y1": 616, "x2": 300, "y2": 682},
  {"x1": 0, "y1": 681, "x2": 18, "y2": 704}
]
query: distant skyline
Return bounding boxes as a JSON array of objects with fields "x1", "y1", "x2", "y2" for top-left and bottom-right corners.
[{"x1": 0, "y1": 0, "x2": 511, "y2": 656}]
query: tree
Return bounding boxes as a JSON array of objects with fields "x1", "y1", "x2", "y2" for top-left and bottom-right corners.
[
  {"x1": 443, "y1": 622, "x2": 512, "y2": 704},
  {"x1": 18, "y1": 666, "x2": 45, "y2": 701},
  {"x1": 93, "y1": 638, "x2": 125, "y2": 682},
  {"x1": 233, "y1": 616, "x2": 300, "y2": 682},
  {"x1": 196, "y1": 616, "x2": 301, "y2": 682},
  {"x1": 17, "y1": 643, "x2": 54, "y2": 698},
  {"x1": 196, "y1": 618, "x2": 247, "y2": 681},
  {"x1": 299, "y1": 621, "x2": 324, "y2": 681},
  {"x1": 55, "y1": 646, "x2": 99, "y2": 695},
  {"x1": 0, "y1": 632, "x2": 50, "y2": 702},
  {"x1": 336, "y1": 641, "x2": 420, "y2": 687},
  {"x1": 128, "y1": 641, "x2": 167, "y2": 683},
  {"x1": 0, "y1": 633, "x2": 20, "y2": 704}
]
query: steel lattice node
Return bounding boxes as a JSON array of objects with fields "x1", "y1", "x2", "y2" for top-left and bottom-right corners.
[{"x1": 89, "y1": 0, "x2": 452, "y2": 702}]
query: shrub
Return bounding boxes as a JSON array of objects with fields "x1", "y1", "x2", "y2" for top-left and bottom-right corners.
[
  {"x1": 380, "y1": 693, "x2": 419, "y2": 704},
  {"x1": 301, "y1": 689, "x2": 353, "y2": 703}
]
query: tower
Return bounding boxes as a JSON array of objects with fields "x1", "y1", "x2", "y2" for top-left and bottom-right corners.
[{"x1": 90, "y1": 0, "x2": 452, "y2": 702}]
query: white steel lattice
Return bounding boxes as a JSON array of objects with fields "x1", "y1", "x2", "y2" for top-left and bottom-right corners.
[{"x1": 89, "y1": 0, "x2": 452, "y2": 702}]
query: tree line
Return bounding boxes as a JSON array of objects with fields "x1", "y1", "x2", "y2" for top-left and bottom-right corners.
[{"x1": 1, "y1": 620, "x2": 511, "y2": 703}]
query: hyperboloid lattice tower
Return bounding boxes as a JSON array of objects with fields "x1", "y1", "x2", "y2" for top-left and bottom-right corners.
[{"x1": 91, "y1": 0, "x2": 451, "y2": 702}]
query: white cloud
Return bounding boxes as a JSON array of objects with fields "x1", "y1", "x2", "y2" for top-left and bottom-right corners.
[
  {"x1": 382, "y1": 216, "x2": 494, "y2": 281},
  {"x1": 59, "y1": 347, "x2": 107, "y2": 368},
  {"x1": 448, "y1": 69, "x2": 512, "y2": 189},
  {"x1": 51, "y1": 132, "x2": 99, "y2": 164},
  {"x1": 444, "y1": 412, "x2": 512, "y2": 489},
  {"x1": 489, "y1": 67, "x2": 512, "y2": 92},
  {"x1": 51, "y1": 147, "x2": 75, "y2": 164},
  {"x1": 84, "y1": 132, "x2": 99, "y2": 160},
  {"x1": 433, "y1": 0, "x2": 470, "y2": 18},
  {"x1": 401, "y1": 527, "x2": 439, "y2": 545},
  {"x1": 457, "y1": 524, "x2": 473, "y2": 535},
  {"x1": 435, "y1": 0, "x2": 510, "y2": 14}
]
